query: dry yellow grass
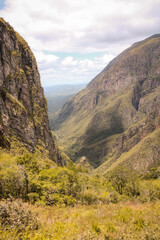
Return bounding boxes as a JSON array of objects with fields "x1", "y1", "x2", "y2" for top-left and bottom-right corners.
[{"x1": 1, "y1": 201, "x2": 159, "y2": 240}]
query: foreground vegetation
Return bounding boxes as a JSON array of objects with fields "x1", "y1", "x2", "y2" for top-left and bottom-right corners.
[
  {"x1": 0, "y1": 200, "x2": 160, "y2": 239},
  {"x1": 0, "y1": 149, "x2": 160, "y2": 205},
  {"x1": 0, "y1": 149, "x2": 160, "y2": 239}
]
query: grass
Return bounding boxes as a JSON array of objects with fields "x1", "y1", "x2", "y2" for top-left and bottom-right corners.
[{"x1": 0, "y1": 201, "x2": 160, "y2": 239}]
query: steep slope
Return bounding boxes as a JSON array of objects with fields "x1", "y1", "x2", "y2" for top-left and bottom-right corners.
[
  {"x1": 0, "y1": 18, "x2": 62, "y2": 165},
  {"x1": 51, "y1": 34, "x2": 160, "y2": 171}
]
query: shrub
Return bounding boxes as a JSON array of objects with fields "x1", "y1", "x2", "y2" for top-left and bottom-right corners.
[
  {"x1": 134, "y1": 217, "x2": 145, "y2": 230},
  {"x1": 143, "y1": 167, "x2": 160, "y2": 180},
  {"x1": 27, "y1": 192, "x2": 40, "y2": 203},
  {"x1": 0, "y1": 153, "x2": 27, "y2": 199},
  {"x1": 83, "y1": 190, "x2": 98, "y2": 205},
  {"x1": 116, "y1": 207, "x2": 133, "y2": 223},
  {"x1": 107, "y1": 166, "x2": 140, "y2": 197},
  {"x1": 0, "y1": 199, "x2": 38, "y2": 231},
  {"x1": 139, "y1": 179, "x2": 160, "y2": 202}
]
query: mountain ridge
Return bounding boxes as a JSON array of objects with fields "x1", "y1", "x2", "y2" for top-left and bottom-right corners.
[
  {"x1": 51, "y1": 34, "x2": 160, "y2": 172},
  {"x1": 0, "y1": 18, "x2": 62, "y2": 165}
]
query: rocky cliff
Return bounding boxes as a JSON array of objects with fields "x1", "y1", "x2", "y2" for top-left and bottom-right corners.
[
  {"x1": 51, "y1": 35, "x2": 160, "y2": 172},
  {"x1": 0, "y1": 18, "x2": 62, "y2": 165}
]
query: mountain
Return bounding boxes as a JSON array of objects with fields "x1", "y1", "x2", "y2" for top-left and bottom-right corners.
[
  {"x1": 52, "y1": 34, "x2": 160, "y2": 172},
  {"x1": 0, "y1": 18, "x2": 62, "y2": 165}
]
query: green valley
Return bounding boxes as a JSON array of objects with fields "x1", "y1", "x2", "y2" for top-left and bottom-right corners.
[{"x1": 0, "y1": 18, "x2": 160, "y2": 240}]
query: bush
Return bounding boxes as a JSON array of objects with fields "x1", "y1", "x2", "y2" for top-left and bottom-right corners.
[
  {"x1": 107, "y1": 166, "x2": 140, "y2": 197},
  {"x1": 138, "y1": 179, "x2": 160, "y2": 202},
  {"x1": 0, "y1": 199, "x2": 38, "y2": 231},
  {"x1": 134, "y1": 217, "x2": 145, "y2": 230},
  {"x1": 0, "y1": 153, "x2": 27, "y2": 199},
  {"x1": 143, "y1": 167, "x2": 160, "y2": 180},
  {"x1": 83, "y1": 190, "x2": 98, "y2": 205}
]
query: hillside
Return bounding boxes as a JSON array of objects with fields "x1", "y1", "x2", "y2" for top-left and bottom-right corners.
[
  {"x1": 0, "y1": 18, "x2": 62, "y2": 165},
  {"x1": 52, "y1": 34, "x2": 160, "y2": 172}
]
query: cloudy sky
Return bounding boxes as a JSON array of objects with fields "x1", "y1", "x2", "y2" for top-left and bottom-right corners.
[{"x1": 0, "y1": 0, "x2": 160, "y2": 86}]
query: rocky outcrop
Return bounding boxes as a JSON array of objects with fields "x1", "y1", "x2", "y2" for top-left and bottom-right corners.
[
  {"x1": 0, "y1": 18, "x2": 62, "y2": 165},
  {"x1": 51, "y1": 34, "x2": 160, "y2": 171}
]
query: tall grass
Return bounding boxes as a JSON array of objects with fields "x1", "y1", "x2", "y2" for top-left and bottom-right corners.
[{"x1": 0, "y1": 201, "x2": 159, "y2": 239}]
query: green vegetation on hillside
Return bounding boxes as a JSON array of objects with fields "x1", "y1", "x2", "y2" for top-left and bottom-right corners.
[
  {"x1": 0, "y1": 149, "x2": 160, "y2": 239},
  {"x1": 0, "y1": 148, "x2": 160, "y2": 205}
]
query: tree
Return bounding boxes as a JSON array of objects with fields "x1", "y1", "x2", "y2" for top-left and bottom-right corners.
[{"x1": 107, "y1": 166, "x2": 139, "y2": 196}]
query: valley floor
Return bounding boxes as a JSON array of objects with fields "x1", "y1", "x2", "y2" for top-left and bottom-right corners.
[{"x1": 0, "y1": 201, "x2": 160, "y2": 240}]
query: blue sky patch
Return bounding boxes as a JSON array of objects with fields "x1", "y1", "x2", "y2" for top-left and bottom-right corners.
[
  {"x1": 44, "y1": 51, "x2": 106, "y2": 60},
  {"x1": 0, "y1": 0, "x2": 5, "y2": 9}
]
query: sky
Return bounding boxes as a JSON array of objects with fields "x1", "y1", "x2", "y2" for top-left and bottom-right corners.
[{"x1": 0, "y1": 0, "x2": 160, "y2": 86}]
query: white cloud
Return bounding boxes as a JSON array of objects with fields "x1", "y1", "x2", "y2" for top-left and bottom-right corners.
[
  {"x1": 1, "y1": 0, "x2": 160, "y2": 85},
  {"x1": 34, "y1": 51, "x2": 59, "y2": 64},
  {"x1": 38, "y1": 52, "x2": 114, "y2": 86},
  {"x1": 62, "y1": 57, "x2": 78, "y2": 66}
]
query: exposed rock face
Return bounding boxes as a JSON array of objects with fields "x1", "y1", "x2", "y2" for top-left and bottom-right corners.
[
  {"x1": 0, "y1": 18, "x2": 62, "y2": 165},
  {"x1": 51, "y1": 34, "x2": 160, "y2": 172}
]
